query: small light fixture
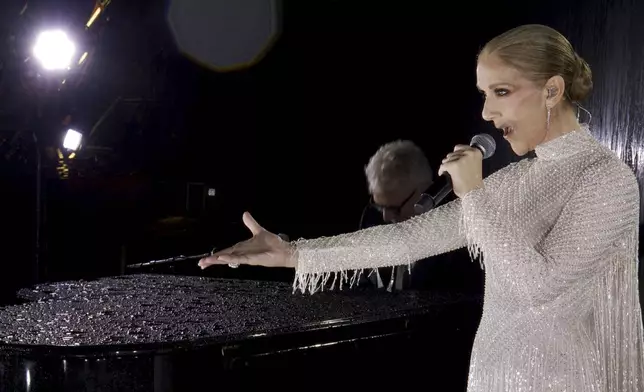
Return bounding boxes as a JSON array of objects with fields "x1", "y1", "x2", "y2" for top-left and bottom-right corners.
[{"x1": 63, "y1": 129, "x2": 83, "y2": 151}]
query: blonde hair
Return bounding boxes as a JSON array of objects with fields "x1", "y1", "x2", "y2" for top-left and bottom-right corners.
[{"x1": 480, "y1": 24, "x2": 593, "y2": 103}]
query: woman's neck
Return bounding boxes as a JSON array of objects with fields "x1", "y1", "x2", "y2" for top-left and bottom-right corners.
[{"x1": 541, "y1": 106, "x2": 582, "y2": 144}]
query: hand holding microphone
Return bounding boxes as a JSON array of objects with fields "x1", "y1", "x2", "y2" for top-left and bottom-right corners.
[
  {"x1": 438, "y1": 134, "x2": 495, "y2": 198},
  {"x1": 414, "y1": 134, "x2": 495, "y2": 213},
  {"x1": 438, "y1": 145, "x2": 485, "y2": 198},
  {"x1": 437, "y1": 133, "x2": 495, "y2": 198}
]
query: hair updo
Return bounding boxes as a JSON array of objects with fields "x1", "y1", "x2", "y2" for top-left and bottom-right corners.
[{"x1": 480, "y1": 24, "x2": 593, "y2": 103}]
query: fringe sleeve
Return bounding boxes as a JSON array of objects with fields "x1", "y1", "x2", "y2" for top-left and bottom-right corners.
[
  {"x1": 539, "y1": 161, "x2": 644, "y2": 391},
  {"x1": 291, "y1": 199, "x2": 466, "y2": 294},
  {"x1": 591, "y1": 236, "x2": 644, "y2": 391}
]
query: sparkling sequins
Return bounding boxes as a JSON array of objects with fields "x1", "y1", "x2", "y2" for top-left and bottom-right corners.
[{"x1": 291, "y1": 126, "x2": 644, "y2": 391}]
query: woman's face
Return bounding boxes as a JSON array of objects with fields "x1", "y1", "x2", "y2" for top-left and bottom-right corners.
[{"x1": 476, "y1": 54, "x2": 549, "y2": 156}]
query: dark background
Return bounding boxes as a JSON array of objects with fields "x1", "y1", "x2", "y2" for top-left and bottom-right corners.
[{"x1": 0, "y1": 0, "x2": 643, "y2": 303}]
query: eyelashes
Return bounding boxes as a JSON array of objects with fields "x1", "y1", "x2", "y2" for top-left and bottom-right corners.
[{"x1": 479, "y1": 88, "x2": 510, "y2": 98}]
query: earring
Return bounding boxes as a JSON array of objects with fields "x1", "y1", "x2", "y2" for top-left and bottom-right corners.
[
  {"x1": 546, "y1": 106, "x2": 551, "y2": 130},
  {"x1": 547, "y1": 87, "x2": 555, "y2": 98}
]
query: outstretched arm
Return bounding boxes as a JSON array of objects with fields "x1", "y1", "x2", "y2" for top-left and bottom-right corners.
[
  {"x1": 292, "y1": 200, "x2": 466, "y2": 293},
  {"x1": 201, "y1": 144, "x2": 483, "y2": 294}
]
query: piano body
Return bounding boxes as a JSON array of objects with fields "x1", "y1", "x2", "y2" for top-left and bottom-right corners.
[{"x1": 0, "y1": 274, "x2": 481, "y2": 391}]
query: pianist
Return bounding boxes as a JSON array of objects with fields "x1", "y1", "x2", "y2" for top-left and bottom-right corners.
[{"x1": 360, "y1": 140, "x2": 481, "y2": 294}]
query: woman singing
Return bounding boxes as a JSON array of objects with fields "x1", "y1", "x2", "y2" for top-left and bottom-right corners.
[{"x1": 199, "y1": 24, "x2": 644, "y2": 391}]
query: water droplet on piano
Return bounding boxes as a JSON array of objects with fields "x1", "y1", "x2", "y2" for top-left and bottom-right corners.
[{"x1": 0, "y1": 274, "x2": 444, "y2": 347}]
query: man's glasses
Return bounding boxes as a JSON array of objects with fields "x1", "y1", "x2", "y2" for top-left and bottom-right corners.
[{"x1": 369, "y1": 190, "x2": 416, "y2": 216}]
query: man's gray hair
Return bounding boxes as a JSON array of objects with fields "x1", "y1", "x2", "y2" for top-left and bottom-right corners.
[{"x1": 364, "y1": 140, "x2": 433, "y2": 194}]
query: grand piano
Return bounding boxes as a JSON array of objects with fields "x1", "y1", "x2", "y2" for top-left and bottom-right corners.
[{"x1": 0, "y1": 274, "x2": 482, "y2": 391}]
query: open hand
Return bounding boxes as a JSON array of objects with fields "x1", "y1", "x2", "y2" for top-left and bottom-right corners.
[
  {"x1": 438, "y1": 144, "x2": 484, "y2": 198},
  {"x1": 198, "y1": 212, "x2": 295, "y2": 269}
]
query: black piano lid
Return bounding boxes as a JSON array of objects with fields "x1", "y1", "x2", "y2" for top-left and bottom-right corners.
[{"x1": 0, "y1": 274, "x2": 473, "y2": 359}]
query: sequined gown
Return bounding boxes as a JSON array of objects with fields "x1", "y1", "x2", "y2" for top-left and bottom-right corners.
[{"x1": 291, "y1": 127, "x2": 644, "y2": 391}]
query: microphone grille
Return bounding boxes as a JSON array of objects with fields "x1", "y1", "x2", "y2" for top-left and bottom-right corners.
[{"x1": 470, "y1": 133, "x2": 496, "y2": 159}]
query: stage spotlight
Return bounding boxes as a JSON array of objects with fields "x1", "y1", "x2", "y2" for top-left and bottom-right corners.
[
  {"x1": 63, "y1": 129, "x2": 83, "y2": 151},
  {"x1": 33, "y1": 30, "x2": 76, "y2": 71}
]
